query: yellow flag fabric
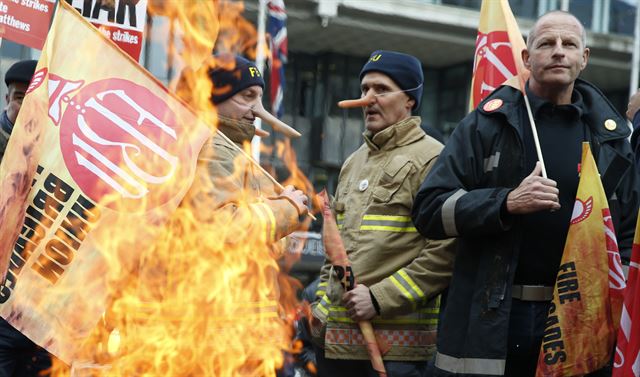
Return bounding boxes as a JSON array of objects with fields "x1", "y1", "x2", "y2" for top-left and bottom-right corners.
[
  {"x1": 469, "y1": 0, "x2": 529, "y2": 111},
  {"x1": 0, "y1": 1, "x2": 210, "y2": 363},
  {"x1": 535, "y1": 143, "x2": 620, "y2": 376}
]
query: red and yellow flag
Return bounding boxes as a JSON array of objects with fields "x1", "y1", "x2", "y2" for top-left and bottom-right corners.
[
  {"x1": 469, "y1": 0, "x2": 528, "y2": 111},
  {"x1": 536, "y1": 143, "x2": 625, "y2": 376},
  {"x1": 0, "y1": 1, "x2": 210, "y2": 363},
  {"x1": 613, "y1": 212, "x2": 640, "y2": 377}
]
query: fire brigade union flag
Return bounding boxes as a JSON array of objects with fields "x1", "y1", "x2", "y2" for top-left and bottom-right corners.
[
  {"x1": 0, "y1": 1, "x2": 210, "y2": 363},
  {"x1": 469, "y1": 0, "x2": 528, "y2": 111},
  {"x1": 535, "y1": 142, "x2": 625, "y2": 376}
]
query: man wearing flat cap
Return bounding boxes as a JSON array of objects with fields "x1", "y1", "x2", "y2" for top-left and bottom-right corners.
[
  {"x1": 1, "y1": 59, "x2": 37, "y2": 163},
  {"x1": 310, "y1": 50, "x2": 455, "y2": 376},
  {"x1": 0, "y1": 59, "x2": 55, "y2": 376}
]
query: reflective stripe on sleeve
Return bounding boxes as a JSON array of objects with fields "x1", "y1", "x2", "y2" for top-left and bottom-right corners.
[
  {"x1": 337, "y1": 214, "x2": 345, "y2": 230},
  {"x1": 250, "y1": 202, "x2": 277, "y2": 242},
  {"x1": 315, "y1": 281, "x2": 328, "y2": 299},
  {"x1": 483, "y1": 152, "x2": 501, "y2": 173},
  {"x1": 390, "y1": 270, "x2": 425, "y2": 308},
  {"x1": 435, "y1": 352, "x2": 505, "y2": 375},
  {"x1": 316, "y1": 294, "x2": 331, "y2": 316},
  {"x1": 441, "y1": 189, "x2": 467, "y2": 237},
  {"x1": 360, "y1": 214, "x2": 417, "y2": 232}
]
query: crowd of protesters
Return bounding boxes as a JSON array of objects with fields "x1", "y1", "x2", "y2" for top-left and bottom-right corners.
[{"x1": 2, "y1": 9, "x2": 640, "y2": 377}]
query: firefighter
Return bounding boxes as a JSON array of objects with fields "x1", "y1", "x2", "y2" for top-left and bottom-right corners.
[{"x1": 311, "y1": 50, "x2": 456, "y2": 377}]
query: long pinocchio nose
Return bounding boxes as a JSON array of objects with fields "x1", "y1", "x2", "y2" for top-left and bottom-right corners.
[
  {"x1": 251, "y1": 101, "x2": 302, "y2": 138},
  {"x1": 338, "y1": 91, "x2": 376, "y2": 109}
]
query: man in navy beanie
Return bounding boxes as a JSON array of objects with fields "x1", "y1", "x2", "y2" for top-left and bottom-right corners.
[
  {"x1": 310, "y1": 50, "x2": 455, "y2": 377},
  {"x1": 171, "y1": 55, "x2": 309, "y2": 372}
]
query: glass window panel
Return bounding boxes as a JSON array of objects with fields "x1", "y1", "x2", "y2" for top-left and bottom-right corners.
[
  {"x1": 570, "y1": 0, "x2": 594, "y2": 29},
  {"x1": 609, "y1": 0, "x2": 636, "y2": 36},
  {"x1": 510, "y1": 0, "x2": 540, "y2": 19}
]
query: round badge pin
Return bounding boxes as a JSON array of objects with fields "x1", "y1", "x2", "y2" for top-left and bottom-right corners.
[
  {"x1": 483, "y1": 99, "x2": 503, "y2": 112},
  {"x1": 358, "y1": 179, "x2": 369, "y2": 192},
  {"x1": 604, "y1": 119, "x2": 617, "y2": 131}
]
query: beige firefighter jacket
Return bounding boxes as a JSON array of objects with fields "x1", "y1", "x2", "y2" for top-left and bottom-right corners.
[
  {"x1": 312, "y1": 116, "x2": 456, "y2": 361},
  {"x1": 185, "y1": 116, "x2": 303, "y2": 244}
]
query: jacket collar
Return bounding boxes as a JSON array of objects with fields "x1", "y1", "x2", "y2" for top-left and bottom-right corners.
[
  {"x1": 478, "y1": 78, "x2": 630, "y2": 143},
  {"x1": 363, "y1": 116, "x2": 424, "y2": 152},
  {"x1": 217, "y1": 115, "x2": 256, "y2": 145}
]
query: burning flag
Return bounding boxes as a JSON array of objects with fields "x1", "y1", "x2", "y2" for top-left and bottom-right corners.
[
  {"x1": 469, "y1": 0, "x2": 528, "y2": 111},
  {"x1": 0, "y1": 0, "x2": 210, "y2": 364},
  {"x1": 536, "y1": 142, "x2": 625, "y2": 376},
  {"x1": 613, "y1": 212, "x2": 640, "y2": 377}
]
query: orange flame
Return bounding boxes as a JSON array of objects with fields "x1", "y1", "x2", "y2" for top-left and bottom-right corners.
[{"x1": 44, "y1": 1, "x2": 312, "y2": 376}]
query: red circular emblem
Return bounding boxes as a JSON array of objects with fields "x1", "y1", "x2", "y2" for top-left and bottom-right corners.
[
  {"x1": 471, "y1": 31, "x2": 517, "y2": 108},
  {"x1": 483, "y1": 99, "x2": 503, "y2": 112},
  {"x1": 59, "y1": 78, "x2": 191, "y2": 211}
]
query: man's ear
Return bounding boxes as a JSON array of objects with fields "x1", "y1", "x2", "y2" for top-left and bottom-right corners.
[
  {"x1": 406, "y1": 97, "x2": 415, "y2": 112},
  {"x1": 522, "y1": 48, "x2": 531, "y2": 70},
  {"x1": 581, "y1": 47, "x2": 590, "y2": 70}
]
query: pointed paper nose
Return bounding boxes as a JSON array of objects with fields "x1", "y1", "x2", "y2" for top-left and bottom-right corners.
[
  {"x1": 338, "y1": 92, "x2": 375, "y2": 109},
  {"x1": 252, "y1": 102, "x2": 301, "y2": 138}
]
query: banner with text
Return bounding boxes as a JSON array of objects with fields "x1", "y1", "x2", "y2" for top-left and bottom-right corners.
[
  {"x1": 0, "y1": 0, "x2": 210, "y2": 363},
  {"x1": 535, "y1": 142, "x2": 624, "y2": 376},
  {"x1": 0, "y1": 0, "x2": 55, "y2": 49},
  {"x1": 64, "y1": 0, "x2": 148, "y2": 60}
]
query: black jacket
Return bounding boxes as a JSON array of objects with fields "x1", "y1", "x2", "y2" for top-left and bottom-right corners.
[{"x1": 411, "y1": 79, "x2": 639, "y2": 376}]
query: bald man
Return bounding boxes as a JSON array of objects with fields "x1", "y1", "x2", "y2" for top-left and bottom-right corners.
[{"x1": 412, "y1": 11, "x2": 639, "y2": 377}]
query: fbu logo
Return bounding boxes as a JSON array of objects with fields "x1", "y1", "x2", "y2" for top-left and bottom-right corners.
[{"x1": 46, "y1": 75, "x2": 190, "y2": 211}]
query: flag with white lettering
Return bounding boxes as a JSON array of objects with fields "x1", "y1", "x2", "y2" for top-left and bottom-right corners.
[
  {"x1": 64, "y1": 0, "x2": 148, "y2": 60},
  {"x1": 267, "y1": 0, "x2": 287, "y2": 118},
  {"x1": 613, "y1": 213, "x2": 640, "y2": 377},
  {"x1": 536, "y1": 142, "x2": 624, "y2": 376},
  {"x1": 469, "y1": 0, "x2": 528, "y2": 111},
  {"x1": 0, "y1": 1, "x2": 210, "y2": 363}
]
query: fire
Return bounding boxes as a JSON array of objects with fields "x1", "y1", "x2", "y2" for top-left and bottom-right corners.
[{"x1": 43, "y1": 1, "x2": 312, "y2": 376}]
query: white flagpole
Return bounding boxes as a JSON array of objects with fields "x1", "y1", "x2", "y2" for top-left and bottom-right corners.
[
  {"x1": 253, "y1": 0, "x2": 268, "y2": 162},
  {"x1": 523, "y1": 93, "x2": 548, "y2": 178}
]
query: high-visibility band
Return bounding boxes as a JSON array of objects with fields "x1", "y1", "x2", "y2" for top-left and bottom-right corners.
[
  {"x1": 337, "y1": 214, "x2": 344, "y2": 230},
  {"x1": 315, "y1": 281, "x2": 328, "y2": 298},
  {"x1": 435, "y1": 352, "x2": 505, "y2": 375},
  {"x1": 328, "y1": 306, "x2": 438, "y2": 325},
  {"x1": 330, "y1": 306, "x2": 438, "y2": 316},
  {"x1": 392, "y1": 269, "x2": 426, "y2": 304},
  {"x1": 390, "y1": 275, "x2": 416, "y2": 309},
  {"x1": 326, "y1": 327, "x2": 436, "y2": 347},
  {"x1": 360, "y1": 214, "x2": 417, "y2": 232},
  {"x1": 250, "y1": 203, "x2": 276, "y2": 242},
  {"x1": 442, "y1": 189, "x2": 467, "y2": 237},
  {"x1": 316, "y1": 294, "x2": 331, "y2": 316},
  {"x1": 483, "y1": 152, "x2": 501, "y2": 173}
]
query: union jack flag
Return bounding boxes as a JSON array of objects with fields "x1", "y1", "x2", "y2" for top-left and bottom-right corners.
[{"x1": 267, "y1": 0, "x2": 287, "y2": 119}]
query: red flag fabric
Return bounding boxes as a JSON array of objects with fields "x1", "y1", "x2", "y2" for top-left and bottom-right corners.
[
  {"x1": 613, "y1": 213, "x2": 640, "y2": 377},
  {"x1": 469, "y1": 0, "x2": 529, "y2": 111},
  {"x1": 535, "y1": 143, "x2": 622, "y2": 376}
]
